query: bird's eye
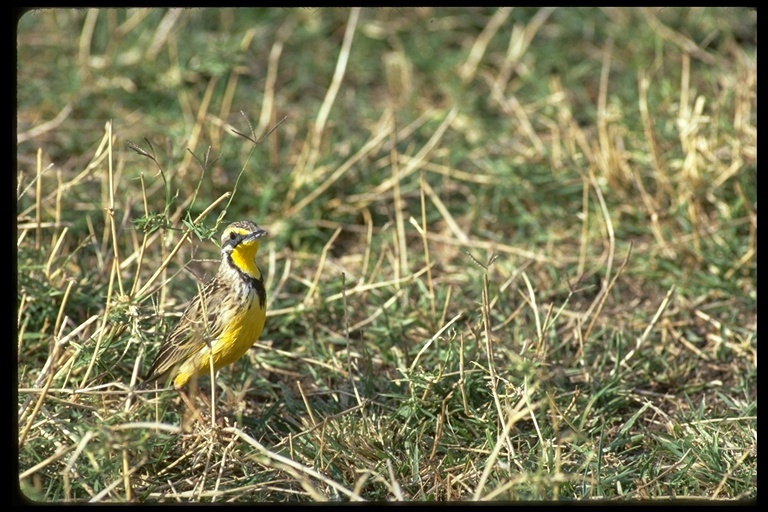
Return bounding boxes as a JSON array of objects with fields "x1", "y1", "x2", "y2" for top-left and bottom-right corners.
[{"x1": 229, "y1": 232, "x2": 238, "y2": 240}]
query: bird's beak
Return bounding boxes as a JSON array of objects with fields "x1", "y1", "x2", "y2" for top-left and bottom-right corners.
[{"x1": 246, "y1": 227, "x2": 268, "y2": 242}]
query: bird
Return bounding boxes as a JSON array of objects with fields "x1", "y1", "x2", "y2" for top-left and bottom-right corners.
[{"x1": 143, "y1": 220, "x2": 268, "y2": 391}]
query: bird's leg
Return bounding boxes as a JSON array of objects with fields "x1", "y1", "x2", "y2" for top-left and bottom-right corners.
[
  {"x1": 205, "y1": 342, "x2": 217, "y2": 429},
  {"x1": 178, "y1": 376, "x2": 207, "y2": 431}
]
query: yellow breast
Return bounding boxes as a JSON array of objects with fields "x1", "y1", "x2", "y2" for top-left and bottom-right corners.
[
  {"x1": 172, "y1": 292, "x2": 266, "y2": 388},
  {"x1": 213, "y1": 297, "x2": 267, "y2": 368}
]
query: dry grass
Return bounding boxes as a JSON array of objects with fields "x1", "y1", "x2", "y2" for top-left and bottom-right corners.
[{"x1": 17, "y1": 7, "x2": 755, "y2": 502}]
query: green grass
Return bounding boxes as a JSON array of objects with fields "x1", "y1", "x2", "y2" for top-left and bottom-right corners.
[{"x1": 16, "y1": 7, "x2": 755, "y2": 502}]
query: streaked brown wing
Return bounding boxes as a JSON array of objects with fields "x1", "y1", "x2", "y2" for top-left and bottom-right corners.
[{"x1": 143, "y1": 280, "x2": 225, "y2": 384}]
